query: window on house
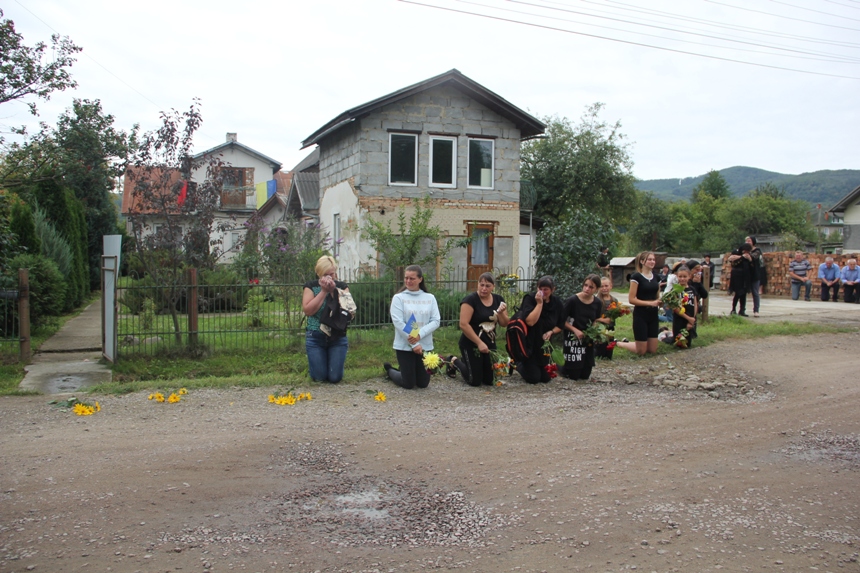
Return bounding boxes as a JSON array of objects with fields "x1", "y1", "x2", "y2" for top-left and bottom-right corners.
[
  {"x1": 389, "y1": 133, "x2": 417, "y2": 185},
  {"x1": 332, "y1": 213, "x2": 341, "y2": 257},
  {"x1": 231, "y1": 231, "x2": 243, "y2": 251},
  {"x1": 429, "y1": 136, "x2": 456, "y2": 187},
  {"x1": 468, "y1": 139, "x2": 494, "y2": 189},
  {"x1": 221, "y1": 167, "x2": 254, "y2": 207}
]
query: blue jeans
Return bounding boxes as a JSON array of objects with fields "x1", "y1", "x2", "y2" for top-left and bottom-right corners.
[
  {"x1": 305, "y1": 330, "x2": 348, "y2": 383},
  {"x1": 750, "y1": 280, "x2": 761, "y2": 313},
  {"x1": 791, "y1": 280, "x2": 812, "y2": 300}
]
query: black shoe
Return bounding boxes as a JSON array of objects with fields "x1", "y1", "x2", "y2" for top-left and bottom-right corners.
[
  {"x1": 738, "y1": 312, "x2": 749, "y2": 317},
  {"x1": 730, "y1": 309, "x2": 737, "y2": 315},
  {"x1": 445, "y1": 356, "x2": 458, "y2": 378},
  {"x1": 383, "y1": 362, "x2": 393, "y2": 377}
]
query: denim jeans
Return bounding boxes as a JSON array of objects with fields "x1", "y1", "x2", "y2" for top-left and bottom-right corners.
[
  {"x1": 750, "y1": 280, "x2": 761, "y2": 313},
  {"x1": 791, "y1": 280, "x2": 812, "y2": 300},
  {"x1": 305, "y1": 329, "x2": 348, "y2": 383}
]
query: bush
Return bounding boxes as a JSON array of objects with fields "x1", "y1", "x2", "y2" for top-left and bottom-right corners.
[
  {"x1": 6, "y1": 254, "x2": 67, "y2": 325},
  {"x1": 199, "y1": 267, "x2": 249, "y2": 313},
  {"x1": 430, "y1": 286, "x2": 468, "y2": 326},
  {"x1": 347, "y1": 275, "x2": 398, "y2": 327}
]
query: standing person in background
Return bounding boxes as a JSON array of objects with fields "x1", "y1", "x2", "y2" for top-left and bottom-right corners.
[
  {"x1": 596, "y1": 247, "x2": 611, "y2": 276},
  {"x1": 841, "y1": 259, "x2": 860, "y2": 303},
  {"x1": 594, "y1": 277, "x2": 619, "y2": 360},
  {"x1": 615, "y1": 251, "x2": 662, "y2": 356},
  {"x1": 385, "y1": 265, "x2": 441, "y2": 390},
  {"x1": 788, "y1": 250, "x2": 813, "y2": 301},
  {"x1": 702, "y1": 254, "x2": 716, "y2": 290},
  {"x1": 728, "y1": 243, "x2": 753, "y2": 316},
  {"x1": 818, "y1": 256, "x2": 841, "y2": 302},
  {"x1": 513, "y1": 276, "x2": 564, "y2": 384},
  {"x1": 301, "y1": 256, "x2": 349, "y2": 383},
  {"x1": 745, "y1": 237, "x2": 765, "y2": 317},
  {"x1": 454, "y1": 272, "x2": 509, "y2": 387},
  {"x1": 685, "y1": 260, "x2": 709, "y2": 309}
]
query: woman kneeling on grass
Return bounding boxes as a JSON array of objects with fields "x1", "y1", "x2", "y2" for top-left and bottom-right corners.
[
  {"x1": 301, "y1": 255, "x2": 349, "y2": 383},
  {"x1": 384, "y1": 265, "x2": 441, "y2": 390},
  {"x1": 452, "y1": 272, "x2": 509, "y2": 387},
  {"x1": 616, "y1": 251, "x2": 662, "y2": 356}
]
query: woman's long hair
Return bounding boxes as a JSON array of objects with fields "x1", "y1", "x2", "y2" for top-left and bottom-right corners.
[{"x1": 635, "y1": 251, "x2": 655, "y2": 274}]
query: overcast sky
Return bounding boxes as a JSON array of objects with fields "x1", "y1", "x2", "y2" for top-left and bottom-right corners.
[{"x1": 3, "y1": 0, "x2": 859, "y2": 181}]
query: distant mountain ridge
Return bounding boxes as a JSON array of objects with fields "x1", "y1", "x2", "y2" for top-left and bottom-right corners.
[{"x1": 635, "y1": 166, "x2": 860, "y2": 207}]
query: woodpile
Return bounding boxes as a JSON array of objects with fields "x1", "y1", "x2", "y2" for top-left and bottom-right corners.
[{"x1": 720, "y1": 251, "x2": 860, "y2": 298}]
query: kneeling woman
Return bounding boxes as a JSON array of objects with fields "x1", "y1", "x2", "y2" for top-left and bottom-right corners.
[
  {"x1": 386, "y1": 265, "x2": 441, "y2": 389},
  {"x1": 457, "y1": 272, "x2": 509, "y2": 386},
  {"x1": 561, "y1": 274, "x2": 609, "y2": 380},
  {"x1": 301, "y1": 255, "x2": 349, "y2": 383},
  {"x1": 513, "y1": 276, "x2": 564, "y2": 384}
]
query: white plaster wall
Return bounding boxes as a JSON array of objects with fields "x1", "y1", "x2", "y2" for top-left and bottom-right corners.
[
  {"x1": 319, "y1": 181, "x2": 365, "y2": 272},
  {"x1": 191, "y1": 147, "x2": 277, "y2": 185},
  {"x1": 844, "y1": 203, "x2": 860, "y2": 225}
]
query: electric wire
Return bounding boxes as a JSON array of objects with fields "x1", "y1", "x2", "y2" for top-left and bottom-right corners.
[
  {"x1": 703, "y1": 0, "x2": 860, "y2": 32},
  {"x1": 768, "y1": 0, "x2": 860, "y2": 22},
  {"x1": 399, "y1": 0, "x2": 860, "y2": 79}
]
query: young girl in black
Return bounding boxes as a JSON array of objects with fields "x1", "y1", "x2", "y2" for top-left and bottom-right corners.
[
  {"x1": 671, "y1": 266, "x2": 698, "y2": 349},
  {"x1": 561, "y1": 274, "x2": 605, "y2": 380},
  {"x1": 616, "y1": 251, "x2": 662, "y2": 356}
]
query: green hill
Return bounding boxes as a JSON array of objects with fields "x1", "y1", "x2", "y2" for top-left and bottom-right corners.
[{"x1": 635, "y1": 166, "x2": 860, "y2": 207}]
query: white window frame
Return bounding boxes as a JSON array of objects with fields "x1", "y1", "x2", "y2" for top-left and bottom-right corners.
[
  {"x1": 429, "y1": 135, "x2": 457, "y2": 188},
  {"x1": 388, "y1": 132, "x2": 418, "y2": 186},
  {"x1": 467, "y1": 138, "x2": 495, "y2": 190},
  {"x1": 332, "y1": 213, "x2": 341, "y2": 257},
  {"x1": 231, "y1": 231, "x2": 243, "y2": 251}
]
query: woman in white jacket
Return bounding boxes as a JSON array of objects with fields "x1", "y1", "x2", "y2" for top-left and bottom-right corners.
[{"x1": 385, "y1": 265, "x2": 441, "y2": 389}]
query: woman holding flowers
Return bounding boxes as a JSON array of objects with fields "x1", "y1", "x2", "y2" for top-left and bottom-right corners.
[
  {"x1": 455, "y1": 272, "x2": 510, "y2": 387},
  {"x1": 513, "y1": 275, "x2": 564, "y2": 384},
  {"x1": 595, "y1": 277, "x2": 621, "y2": 360},
  {"x1": 301, "y1": 255, "x2": 349, "y2": 383},
  {"x1": 385, "y1": 265, "x2": 441, "y2": 390},
  {"x1": 560, "y1": 274, "x2": 606, "y2": 380},
  {"x1": 615, "y1": 251, "x2": 662, "y2": 356}
]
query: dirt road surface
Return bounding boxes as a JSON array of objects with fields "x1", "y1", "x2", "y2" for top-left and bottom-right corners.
[{"x1": 2, "y1": 329, "x2": 859, "y2": 573}]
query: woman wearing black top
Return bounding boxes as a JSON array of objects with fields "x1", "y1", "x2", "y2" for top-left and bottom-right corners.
[
  {"x1": 728, "y1": 243, "x2": 753, "y2": 316},
  {"x1": 561, "y1": 274, "x2": 605, "y2": 380},
  {"x1": 616, "y1": 251, "x2": 662, "y2": 356},
  {"x1": 455, "y1": 272, "x2": 509, "y2": 386},
  {"x1": 513, "y1": 275, "x2": 564, "y2": 384}
]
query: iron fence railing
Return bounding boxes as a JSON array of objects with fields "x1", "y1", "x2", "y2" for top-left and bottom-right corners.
[{"x1": 116, "y1": 267, "x2": 534, "y2": 357}]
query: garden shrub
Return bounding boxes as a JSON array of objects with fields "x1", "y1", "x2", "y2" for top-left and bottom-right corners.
[
  {"x1": 6, "y1": 254, "x2": 67, "y2": 325},
  {"x1": 347, "y1": 275, "x2": 398, "y2": 327}
]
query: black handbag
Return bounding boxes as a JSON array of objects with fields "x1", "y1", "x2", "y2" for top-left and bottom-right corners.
[{"x1": 319, "y1": 291, "x2": 352, "y2": 336}]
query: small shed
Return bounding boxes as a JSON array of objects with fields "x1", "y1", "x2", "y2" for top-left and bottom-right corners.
[{"x1": 609, "y1": 256, "x2": 637, "y2": 287}]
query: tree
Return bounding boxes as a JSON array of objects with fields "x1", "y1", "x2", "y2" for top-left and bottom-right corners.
[
  {"x1": 692, "y1": 170, "x2": 732, "y2": 202},
  {"x1": 0, "y1": 9, "x2": 81, "y2": 130},
  {"x1": 521, "y1": 104, "x2": 637, "y2": 224},
  {"x1": 125, "y1": 100, "x2": 228, "y2": 343},
  {"x1": 361, "y1": 198, "x2": 456, "y2": 276},
  {"x1": 534, "y1": 208, "x2": 615, "y2": 299},
  {"x1": 627, "y1": 191, "x2": 673, "y2": 252}
]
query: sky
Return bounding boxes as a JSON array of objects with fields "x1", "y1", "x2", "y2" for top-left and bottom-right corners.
[{"x1": 3, "y1": 0, "x2": 859, "y2": 181}]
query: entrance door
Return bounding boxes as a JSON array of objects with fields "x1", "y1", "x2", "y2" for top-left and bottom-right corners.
[{"x1": 467, "y1": 223, "x2": 494, "y2": 290}]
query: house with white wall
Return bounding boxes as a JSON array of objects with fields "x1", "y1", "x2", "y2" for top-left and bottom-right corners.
[{"x1": 829, "y1": 184, "x2": 860, "y2": 252}]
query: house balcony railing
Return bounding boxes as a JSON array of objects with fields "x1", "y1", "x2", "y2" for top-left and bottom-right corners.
[{"x1": 220, "y1": 186, "x2": 256, "y2": 210}]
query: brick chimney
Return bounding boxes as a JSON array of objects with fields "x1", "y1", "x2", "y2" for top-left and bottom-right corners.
[{"x1": 226, "y1": 133, "x2": 237, "y2": 142}]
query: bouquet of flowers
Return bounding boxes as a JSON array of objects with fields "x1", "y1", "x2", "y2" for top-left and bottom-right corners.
[
  {"x1": 603, "y1": 301, "x2": 631, "y2": 321},
  {"x1": 422, "y1": 352, "x2": 452, "y2": 374},
  {"x1": 661, "y1": 283, "x2": 685, "y2": 312},
  {"x1": 679, "y1": 291, "x2": 693, "y2": 314},
  {"x1": 582, "y1": 322, "x2": 614, "y2": 346},
  {"x1": 674, "y1": 329, "x2": 690, "y2": 349},
  {"x1": 542, "y1": 339, "x2": 558, "y2": 379},
  {"x1": 490, "y1": 350, "x2": 513, "y2": 385}
]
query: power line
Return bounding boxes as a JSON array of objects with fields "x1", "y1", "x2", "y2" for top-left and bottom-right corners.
[
  {"x1": 504, "y1": 0, "x2": 860, "y2": 62},
  {"x1": 768, "y1": 0, "x2": 860, "y2": 22},
  {"x1": 703, "y1": 0, "x2": 860, "y2": 33},
  {"x1": 399, "y1": 0, "x2": 860, "y2": 79}
]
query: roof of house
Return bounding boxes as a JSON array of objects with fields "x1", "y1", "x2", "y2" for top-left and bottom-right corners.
[
  {"x1": 301, "y1": 69, "x2": 546, "y2": 148},
  {"x1": 829, "y1": 184, "x2": 860, "y2": 214},
  {"x1": 193, "y1": 139, "x2": 283, "y2": 172},
  {"x1": 290, "y1": 171, "x2": 321, "y2": 211},
  {"x1": 292, "y1": 148, "x2": 320, "y2": 173}
]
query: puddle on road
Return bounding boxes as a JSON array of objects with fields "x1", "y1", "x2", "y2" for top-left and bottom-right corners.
[{"x1": 44, "y1": 375, "x2": 92, "y2": 394}]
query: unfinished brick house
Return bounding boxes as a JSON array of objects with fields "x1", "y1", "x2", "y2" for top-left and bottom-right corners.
[{"x1": 299, "y1": 69, "x2": 545, "y2": 280}]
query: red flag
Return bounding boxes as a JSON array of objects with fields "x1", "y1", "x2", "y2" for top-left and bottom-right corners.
[{"x1": 177, "y1": 180, "x2": 188, "y2": 206}]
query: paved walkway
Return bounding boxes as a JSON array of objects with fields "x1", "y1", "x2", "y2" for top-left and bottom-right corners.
[
  {"x1": 694, "y1": 290, "x2": 860, "y2": 326},
  {"x1": 19, "y1": 300, "x2": 112, "y2": 394}
]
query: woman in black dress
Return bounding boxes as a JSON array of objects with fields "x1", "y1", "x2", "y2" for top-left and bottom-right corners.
[
  {"x1": 455, "y1": 272, "x2": 509, "y2": 386},
  {"x1": 561, "y1": 274, "x2": 605, "y2": 380},
  {"x1": 728, "y1": 243, "x2": 753, "y2": 316},
  {"x1": 616, "y1": 251, "x2": 662, "y2": 356},
  {"x1": 513, "y1": 275, "x2": 564, "y2": 384}
]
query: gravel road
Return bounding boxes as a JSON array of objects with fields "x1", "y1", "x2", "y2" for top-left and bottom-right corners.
[{"x1": 1, "y1": 330, "x2": 859, "y2": 573}]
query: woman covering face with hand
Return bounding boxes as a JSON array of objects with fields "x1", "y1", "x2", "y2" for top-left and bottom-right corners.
[
  {"x1": 511, "y1": 275, "x2": 564, "y2": 384},
  {"x1": 301, "y1": 256, "x2": 349, "y2": 383}
]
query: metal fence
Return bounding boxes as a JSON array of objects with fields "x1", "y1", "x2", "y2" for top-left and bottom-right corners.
[
  {"x1": 0, "y1": 269, "x2": 30, "y2": 363},
  {"x1": 116, "y1": 267, "x2": 534, "y2": 357}
]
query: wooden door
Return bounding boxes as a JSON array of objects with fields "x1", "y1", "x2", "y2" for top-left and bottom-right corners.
[{"x1": 467, "y1": 223, "x2": 494, "y2": 291}]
